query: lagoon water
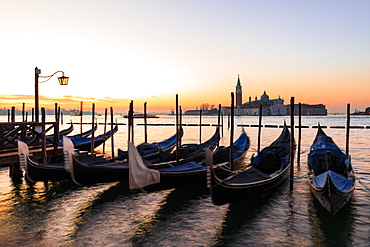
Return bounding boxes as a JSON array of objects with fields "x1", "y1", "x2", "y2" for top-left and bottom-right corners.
[{"x1": 1, "y1": 115, "x2": 370, "y2": 246}]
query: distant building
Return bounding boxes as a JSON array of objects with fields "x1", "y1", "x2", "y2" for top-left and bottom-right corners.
[
  {"x1": 184, "y1": 108, "x2": 219, "y2": 115},
  {"x1": 223, "y1": 76, "x2": 327, "y2": 116},
  {"x1": 286, "y1": 104, "x2": 327, "y2": 116},
  {"x1": 351, "y1": 107, "x2": 370, "y2": 115}
]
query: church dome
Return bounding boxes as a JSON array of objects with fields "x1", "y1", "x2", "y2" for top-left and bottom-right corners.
[{"x1": 261, "y1": 91, "x2": 269, "y2": 101}]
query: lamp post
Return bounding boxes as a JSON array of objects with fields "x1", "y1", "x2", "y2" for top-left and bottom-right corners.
[{"x1": 34, "y1": 67, "x2": 69, "y2": 122}]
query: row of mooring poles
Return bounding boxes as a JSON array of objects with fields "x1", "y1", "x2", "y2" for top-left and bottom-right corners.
[
  {"x1": 7, "y1": 103, "x2": 66, "y2": 124},
  {"x1": 87, "y1": 103, "x2": 115, "y2": 158}
]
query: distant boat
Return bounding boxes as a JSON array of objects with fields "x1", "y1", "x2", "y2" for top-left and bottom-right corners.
[
  {"x1": 70, "y1": 110, "x2": 81, "y2": 116},
  {"x1": 123, "y1": 113, "x2": 158, "y2": 118}
]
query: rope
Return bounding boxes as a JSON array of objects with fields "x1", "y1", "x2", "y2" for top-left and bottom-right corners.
[
  {"x1": 157, "y1": 161, "x2": 175, "y2": 167},
  {"x1": 249, "y1": 147, "x2": 309, "y2": 155},
  {"x1": 290, "y1": 172, "x2": 313, "y2": 180},
  {"x1": 276, "y1": 171, "x2": 312, "y2": 180},
  {"x1": 219, "y1": 165, "x2": 233, "y2": 173},
  {"x1": 223, "y1": 164, "x2": 313, "y2": 180},
  {"x1": 299, "y1": 148, "x2": 310, "y2": 154},
  {"x1": 356, "y1": 177, "x2": 370, "y2": 193}
]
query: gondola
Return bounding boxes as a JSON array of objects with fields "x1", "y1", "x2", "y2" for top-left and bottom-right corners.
[
  {"x1": 18, "y1": 140, "x2": 69, "y2": 183},
  {"x1": 307, "y1": 125, "x2": 355, "y2": 215},
  {"x1": 67, "y1": 124, "x2": 97, "y2": 139},
  {"x1": 25, "y1": 122, "x2": 74, "y2": 145},
  {"x1": 140, "y1": 129, "x2": 250, "y2": 192},
  {"x1": 66, "y1": 124, "x2": 118, "y2": 151},
  {"x1": 208, "y1": 125, "x2": 292, "y2": 206},
  {"x1": 117, "y1": 127, "x2": 184, "y2": 161},
  {"x1": 65, "y1": 129, "x2": 218, "y2": 185},
  {"x1": 47, "y1": 123, "x2": 97, "y2": 144},
  {"x1": 56, "y1": 122, "x2": 74, "y2": 136},
  {"x1": 157, "y1": 127, "x2": 220, "y2": 164},
  {"x1": 46, "y1": 122, "x2": 74, "y2": 138},
  {"x1": 17, "y1": 125, "x2": 115, "y2": 183}
]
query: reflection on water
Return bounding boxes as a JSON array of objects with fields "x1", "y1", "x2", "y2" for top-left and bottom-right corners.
[
  {"x1": 1, "y1": 115, "x2": 370, "y2": 246},
  {"x1": 308, "y1": 193, "x2": 356, "y2": 246}
]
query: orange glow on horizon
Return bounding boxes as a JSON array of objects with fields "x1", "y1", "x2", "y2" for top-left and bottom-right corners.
[{"x1": 0, "y1": 91, "x2": 369, "y2": 114}]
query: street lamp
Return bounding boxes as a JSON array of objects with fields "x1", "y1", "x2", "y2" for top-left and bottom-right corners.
[{"x1": 34, "y1": 67, "x2": 69, "y2": 122}]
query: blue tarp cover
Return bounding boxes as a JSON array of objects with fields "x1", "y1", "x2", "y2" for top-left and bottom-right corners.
[
  {"x1": 158, "y1": 161, "x2": 206, "y2": 172},
  {"x1": 310, "y1": 170, "x2": 354, "y2": 191}
]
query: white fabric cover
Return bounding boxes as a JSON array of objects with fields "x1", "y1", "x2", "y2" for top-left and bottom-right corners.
[
  {"x1": 17, "y1": 141, "x2": 29, "y2": 171},
  {"x1": 128, "y1": 142, "x2": 160, "y2": 189},
  {"x1": 17, "y1": 141, "x2": 29, "y2": 157},
  {"x1": 63, "y1": 136, "x2": 74, "y2": 173}
]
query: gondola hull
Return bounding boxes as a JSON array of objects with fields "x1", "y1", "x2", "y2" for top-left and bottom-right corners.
[
  {"x1": 70, "y1": 157, "x2": 169, "y2": 185},
  {"x1": 117, "y1": 128, "x2": 184, "y2": 161},
  {"x1": 208, "y1": 125, "x2": 292, "y2": 205},
  {"x1": 142, "y1": 130, "x2": 250, "y2": 192},
  {"x1": 307, "y1": 125, "x2": 355, "y2": 215},
  {"x1": 309, "y1": 170, "x2": 355, "y2": 215},
  {"x1": 144, "y1": 162, "x2": 232, "y2": 191},
  {"x1": 69, "y1": 129, "x2": 219, "y2": 185},
  {"x1": 71, "y1": 125, "x2": 118, "y2": 151},
  {"x1": 210, "y1": 165, "x2": 290, "y2": 206},
  {"x1": 25, "y1": 157, "x2": 68, "y2": 182}
]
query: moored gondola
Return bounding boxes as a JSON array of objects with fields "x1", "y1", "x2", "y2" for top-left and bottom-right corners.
[
  {"x1": 208, "y1": 125, "x2": 292, "y2": 206},
  {"x1": 66, "y1": 124, "x2": 118, "y2": 151},
  {"x1": 140, "y1": 128, "x2": 250, "y2": 191},
  {"x1": 117, "y1": 127, "x2": 184, "y2": 161},
  {"x1": 64, "y1": 129, "x2": 217, "y2": 185},
  {"x1": 18, "y1": 140, "x2": 68, "y2": 183},
  {"x1": 307, "y1": 125, "x2": 355, "y2": 215}
]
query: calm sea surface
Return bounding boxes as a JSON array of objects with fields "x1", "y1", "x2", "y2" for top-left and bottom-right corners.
[{"x1": 1, "y1": 115, "x2": 370, "y2": 246}]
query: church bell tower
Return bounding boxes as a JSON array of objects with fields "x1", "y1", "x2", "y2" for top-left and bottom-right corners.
[{"x1": 235, "y1": 75, "x2": 242, "y2": 107}]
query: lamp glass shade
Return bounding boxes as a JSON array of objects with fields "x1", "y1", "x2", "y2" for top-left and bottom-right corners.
[{"x1": 58, "y1": 76, "x2": 69, "y2": 85}]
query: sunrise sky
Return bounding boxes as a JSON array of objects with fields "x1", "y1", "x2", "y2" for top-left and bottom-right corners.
[{"x1": 1, "y1": 1, "x2": 369, "y2": 113}]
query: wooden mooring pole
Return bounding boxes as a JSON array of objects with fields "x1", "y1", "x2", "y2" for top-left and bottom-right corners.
[
  {"x1": 90, "y1": 103, "x2": 95, "y2": 157},
  {"x1": 180, "y1": 106, "x2": 182, "y2": 146},
  {"x1": 11, "y1": 107, "x2": 15, "y2": 123},
  {"x1": 297, "y1": 103, "x2": 302, "y2": 167},
  {"x1": 42, "y1": 108, "x2": 47, "y2": 164},
  {"x1": 257, "y1": 105, "x2": 262, "y2": 153},
  {"x1": 176, "y1": 94, "x2": 180, "y2": 165},
  {"x1": 22, "y1": 103, "x2": 25, "y2": 122},
  {"x1": 103, "y1": 108, "x2": 107, "y2": 153},
  {"x1": 346, "y1": 103, "x2": 350, "y2": 156},
  {"x1": 290, "y1": 97, "x2": 295, "y2": 191},
  {"x1": 110, "y1": 107, "x2": 115, "y2": 158},
  {"x1": 217, "y1": 104, "x2": 221, "y2": 146},
  {"x1": 80, "y1": 101, "x2": 83, "y2": 135},
  {"x1": 199, "y1": 109, "x2": 202, "y2": 144},
  {"x1": 144, "y1": 102, "x2": 148, "y2": 143},
  {"x1": 230, "y1": 92, "x2": 234, "y2": 170}
]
